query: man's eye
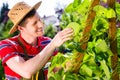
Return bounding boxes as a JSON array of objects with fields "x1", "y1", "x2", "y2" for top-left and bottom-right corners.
[
  {"x1": 33, "y1": 21, "x2": 37, "y2": 25},
  {"x1": 40, "y1": 19, "x2": 44, "y2": 24}
]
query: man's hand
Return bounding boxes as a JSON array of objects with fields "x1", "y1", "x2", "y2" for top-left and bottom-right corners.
[{"x1": 51, "y1": 28, "x2": 73, "y2": 48}]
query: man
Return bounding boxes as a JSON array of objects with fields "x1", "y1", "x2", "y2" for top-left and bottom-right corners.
[{"x1": 0, "y1": 1, "x2": 73, "y2": 80}]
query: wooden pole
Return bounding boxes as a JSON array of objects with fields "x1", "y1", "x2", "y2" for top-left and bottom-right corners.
[
  {"x1": 107, "y1": 0, "x2": 119, "y2": 80},
  {"x1": 72, "y1": 0, "x2": 100, "y2": 73}
]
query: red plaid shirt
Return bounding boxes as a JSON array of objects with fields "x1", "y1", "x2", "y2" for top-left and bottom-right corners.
[{"x1": 0, "y1": 34, "x2": 57, "y2": 80}]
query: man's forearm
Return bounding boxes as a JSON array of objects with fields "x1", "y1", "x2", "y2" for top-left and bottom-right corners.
[{"x1": 25, "y1": 42, "x2": 55, "y2": 75}]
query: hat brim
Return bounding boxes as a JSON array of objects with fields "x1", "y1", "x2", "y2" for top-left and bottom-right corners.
[{"x1": 9, "y1": 1, "x2": 42, "y2": 34}]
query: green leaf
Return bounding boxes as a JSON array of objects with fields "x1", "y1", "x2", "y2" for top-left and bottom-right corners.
[
  {"x1": 79, "y1": 64, "x2": 93, "y2": 77},
  {"x1": 115, "y1": 2, "x2": 120, "y2": 20},
  {"x1": 94, "y1": 5, "x2": 116, "y2": 18},
  {"x1": 100, "y1": 60, "x2": 111, "y2": 79},
  {"x1": 95, "y1": 39, "x2": 108, "y2": 52},
  {"x1": 106, "y1": 8, "x2": 116, "y2": 18},
  {"x1": 65, "y1": 3, "x2": 75, "y2": 13},
  {"x1": 73, "y1": 0, "x2": 81, "y2": 8},
  {"x1": 63, "y1": 72, "x2": 79, "y2": 80},
  {"x1": 117, "y1": 28, "x2": 120, "y2": 55},
  {"x1": 66, "y1": 22, "x2": 81, "y2": 36}
]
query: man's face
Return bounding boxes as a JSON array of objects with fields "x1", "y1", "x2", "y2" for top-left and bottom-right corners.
[{"x1": 22, "y1": 13, "x2": 44, "y2": 37}]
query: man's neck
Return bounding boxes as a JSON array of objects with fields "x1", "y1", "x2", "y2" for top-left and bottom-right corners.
[{"x1": 20, "y1": 33, "x2": 38, "y2": 46}]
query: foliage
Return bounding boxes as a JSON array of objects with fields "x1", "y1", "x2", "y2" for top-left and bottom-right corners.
[
  {"x1": 116, "y1": 2, "x2": 120, "y2": 21},
  {"x1": 117, "y1": 28, "x2": 120, "y2": 56},
  {"x1": 0, "y1": 59, "x2": 5, "y2": 80},
  {"x1": 44, "y1": 24, "x2": 57, "y2": 38},
  {"x1": 0, "y1": 19, "x2": 18, "y2": 40},
  {"x1": 116, "y1": 3, "x2": 120, "y2": 76},
  {"x1": 48, "y1": 0, "x2": 120, "y2": 80},
  {"x1": 117, "y1": 28, "x2": 120, "y2": 76}
]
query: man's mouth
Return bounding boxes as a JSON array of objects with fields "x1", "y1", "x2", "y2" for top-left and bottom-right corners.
[{"x1": 37, "y1": 28, "x2": 43, "y2": 32}]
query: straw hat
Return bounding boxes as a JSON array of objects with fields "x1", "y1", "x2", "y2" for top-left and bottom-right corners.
[{"x1": 8, "y1": 1, "x2": 42, "y2": 34}]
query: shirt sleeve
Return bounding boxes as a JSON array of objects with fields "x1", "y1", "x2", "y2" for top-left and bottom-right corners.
[
  {"x1": 0, "y1": 41, "x2": 19, "y2": 65},
  {"x1": 40, "y1": 36, "x2": 58, "y2": 56}
]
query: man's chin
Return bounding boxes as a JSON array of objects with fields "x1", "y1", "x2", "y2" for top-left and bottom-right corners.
[{"x1": 37, "y1": 32, "x2": 44, "y2": 36}]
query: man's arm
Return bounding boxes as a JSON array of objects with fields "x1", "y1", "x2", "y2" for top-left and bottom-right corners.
[{"x1": 6, "y1": 28, "x2": 73, "y2": 79}]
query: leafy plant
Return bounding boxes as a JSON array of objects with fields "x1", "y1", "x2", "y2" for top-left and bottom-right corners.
[
  {"x1": 0, "y1": 19, "x2": 18, "y2": 40},
  {"x1": 117, "y1": 28, "x2": 120, "y2": 76},
  {"x1": 48, "y1": 0, "x2": 120, "y2": 80},
  {"x1": 44, "y1": 24, "x2": 56, "y2": 38},
  {"x1": 117, "y1": 28, "x2": 120, "y2": 56}
]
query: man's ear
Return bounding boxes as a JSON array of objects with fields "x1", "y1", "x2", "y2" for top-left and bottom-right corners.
[{"x1": 18, "y1": 25, "x2": 24, "y2": 31}]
